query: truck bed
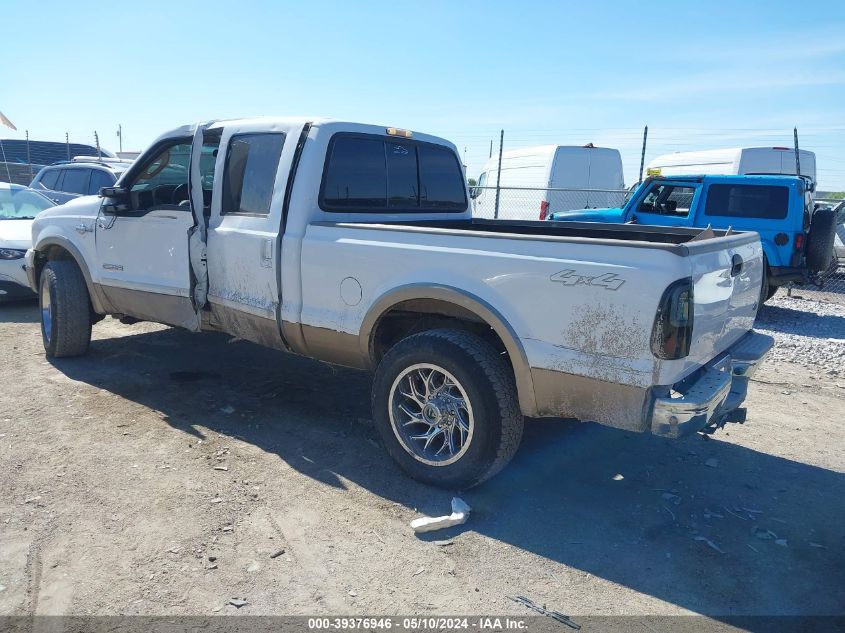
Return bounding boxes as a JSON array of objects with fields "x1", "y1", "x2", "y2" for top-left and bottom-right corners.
[{"x1": 312, "y1": 218, "x2": 755, "y2": 254}]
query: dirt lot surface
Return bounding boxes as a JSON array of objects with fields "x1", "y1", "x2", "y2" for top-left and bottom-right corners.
[{"x1": 1, "y1": 297, "x2": 843, "y2": 619}]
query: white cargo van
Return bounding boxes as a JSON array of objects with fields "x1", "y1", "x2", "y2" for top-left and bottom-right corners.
[
  {"x1": 646, "y1": 147, "x2": 816, "y2": 183},
  {"x1": 471, "y1": 145, "x2": 625, "y2": 220}
]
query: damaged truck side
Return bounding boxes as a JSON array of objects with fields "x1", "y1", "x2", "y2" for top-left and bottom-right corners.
[{"x1": 26, "y1": 118, "x2": 773, "y2": 488}]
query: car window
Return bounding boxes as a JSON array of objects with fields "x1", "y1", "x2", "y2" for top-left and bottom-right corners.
[
  {"x1": 322, "y1": 137, "x2": 387, "y2": 209},
  {"x1": 88, "y1": 170, "x2": 114, "y2": 195},
  {"x1": 418, "y1": 144, "x2": 467, "y2": 210},
  {"x1": 387, "y1": 142, "x2": 418, "y2": 208},
  {"x1": 637, "y1": 184, "x2": 696, "y2": 216},
  {"x1": 0, "y1": 188, "x2": 54, "y2": 218},
  {"x1": 130, "y1": 142, "x2": 192, "y2": 211},
  {"x1": 39, "y1": 169, "x2": 60, "y2": 190},
  {"x1": 221, "y1": 133, "x2": 285, "y2": 215},
  {"x1": 52, "y1": 170, "x2": 66, "y2": 192},
  {"x1": 60, "y1": 168, "x2": 91, "y2": 195},
  {"x1": 704, "y1": 184, "x2": 789, "y2": 220},
  {"x1": 321, "y1": 134, "x2": 467, "y2": 212}
]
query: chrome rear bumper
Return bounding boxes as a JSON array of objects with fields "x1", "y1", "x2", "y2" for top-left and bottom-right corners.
[{"x1": 650, "y1": 331, "x2": 774, "y2": 438}]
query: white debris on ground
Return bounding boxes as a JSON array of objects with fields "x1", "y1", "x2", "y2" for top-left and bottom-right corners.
[
  {"x1": 755, "y1": 295, "x2": 845, "y2": 374},
  {"x1": 410, "y1": 497, "x2": 471, "y2": 533}
]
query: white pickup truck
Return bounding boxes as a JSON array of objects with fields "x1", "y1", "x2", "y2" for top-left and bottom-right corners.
[{"x1": 26, "y1": 118, "x2": 773, "y2": 488}]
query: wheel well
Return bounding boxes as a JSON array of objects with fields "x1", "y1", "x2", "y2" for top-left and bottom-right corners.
[
  {"x1": 32, "y1": 245, "x2": 75, "y2": 285},
  {"x1": 370, "y1": 298, "x2": 512, "y2": 373}
]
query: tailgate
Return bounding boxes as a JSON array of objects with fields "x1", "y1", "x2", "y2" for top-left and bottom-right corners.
[{"x1": 684, "y1": 233, "x2": 762, "y2": 371}]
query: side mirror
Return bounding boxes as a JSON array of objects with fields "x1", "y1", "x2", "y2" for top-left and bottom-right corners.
[
  {"x1": 102, "y1": 201, "x2": 131, "y2": 214},
  {"x1": 100, "y1": 186, "x2": 130, "y2": 214},
  {"x1": 469, "y1": 187, "x2": 480, "y2": 199},
  {"x1": 99, "y1": 186, "x2": 128, "y2": 198}
]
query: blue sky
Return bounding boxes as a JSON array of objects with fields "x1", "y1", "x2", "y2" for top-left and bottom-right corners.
[{"x1": 2, "y1": 0, "x2": 845, "y2": 188}]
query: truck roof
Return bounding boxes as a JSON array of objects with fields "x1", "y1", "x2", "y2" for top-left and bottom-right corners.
[
  {"x1": 646, "y1": 174, "x2": 808, "y2": 188},
  {"x1": 151, "y1": 117, "x2": 458, "y2": 152}
]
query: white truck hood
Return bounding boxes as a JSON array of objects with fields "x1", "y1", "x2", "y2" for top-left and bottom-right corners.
[{"x1": 35, "y1": 195, "x2": 102, "y2": 221}]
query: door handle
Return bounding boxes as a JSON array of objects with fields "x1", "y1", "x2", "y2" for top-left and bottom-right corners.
[
  {"x1": 260, "y1": 238, "x2": 273, "y2": 268},
  {"x1": 730, "y1": 254, "x2": 743, "y2": 277}
]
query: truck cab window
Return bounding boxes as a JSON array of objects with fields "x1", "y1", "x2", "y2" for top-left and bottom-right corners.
[
  {"x1": 637, "y1": 184, "x2": 695, "y2": 216},
  {"x1": 222, "y1": 133, "x2": 286, "y2": 215},
  {"x1": 418, "y1": 144, "x2": 467, "y2": 210},
  {"x1": 130, "y1": 142, "x2": 192, "y2": 211},
  {"x1": 320, "y1": 134, "x2": 467, "y2": 212}
]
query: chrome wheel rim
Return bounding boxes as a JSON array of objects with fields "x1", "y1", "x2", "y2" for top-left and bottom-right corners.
[
  {"x1": 40, "y1": 278, "x2": 52, "y2": 344},
  {"x1": 388, "y1": 363, "x2": 474, "y2": 466}
]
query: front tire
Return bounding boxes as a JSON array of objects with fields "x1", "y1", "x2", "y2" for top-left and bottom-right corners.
[
  {"x1": 39, "y1": 260, "x2": 92, "y2": 358},
  {"x1": 371, "y1": 329, "x2": 523, "y2": 488}
]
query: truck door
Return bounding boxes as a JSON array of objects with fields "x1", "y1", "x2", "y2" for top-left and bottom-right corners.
[
  {"x1": 630, "y1": 180, "x2": 700, "y2": 227},
  {"x1": 95, "y1": 137, "x2": 213, "y2": 328},
  {"x1": 204, "y1": 122, "x2": 295, "y2": 345}
]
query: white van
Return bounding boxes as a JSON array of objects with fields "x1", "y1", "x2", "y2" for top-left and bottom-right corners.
[
  {"x1": 472, "y1": 145, "x2": 625, "y2": 220},
  {"x1": 646, "y1": 147, "x2": 816, "y2": 183}
]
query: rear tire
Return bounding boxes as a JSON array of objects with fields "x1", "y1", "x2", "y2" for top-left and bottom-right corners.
[
  {"x1": 805, "y1": 207, "x2": 837, "y2": 273},
  {"x1": 39, "y1": 260, "x2": 92, "y2": 358},
  {"x1": 371, "y1": 329, "x2": 523, "y2": 488},
  {"x1": 759, "y1": 260, "x2": 771, "y2": 306}
]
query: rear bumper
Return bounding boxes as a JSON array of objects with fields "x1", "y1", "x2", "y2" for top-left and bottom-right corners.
[{"x1": 650, "y1": 331, "x2": 774, "y2": 438}]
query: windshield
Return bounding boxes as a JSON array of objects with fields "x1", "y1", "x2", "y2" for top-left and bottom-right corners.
[{"x1": 0, "y1": 187, "x2": 55, "y2": 219}]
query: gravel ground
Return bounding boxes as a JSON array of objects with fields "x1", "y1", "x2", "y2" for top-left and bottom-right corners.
[
  {"x1": 756, "y1": 294, "x2": 845, "y2": 375},
  {"x1": 0, "y1": 299, "x2": 843, "y2": 620}
]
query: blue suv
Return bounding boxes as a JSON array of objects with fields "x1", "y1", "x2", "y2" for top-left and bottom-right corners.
[{"x1": 549, "y1": 175, "x2": 838, "y2": 302}]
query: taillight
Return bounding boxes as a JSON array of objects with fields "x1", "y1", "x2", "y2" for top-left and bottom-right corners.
[
  {"x1": 651, "y1": 279, "x2": 694, "y2": 360},
  {"x1": 794, "y1": 233, "x2": 805, "y2": 251},
  {"x1": 540, "y1": 200, "x2": 550, "y2": 220}
]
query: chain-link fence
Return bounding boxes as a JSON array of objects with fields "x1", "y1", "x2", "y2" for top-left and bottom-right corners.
[
  {"x1": 0, "y1": 134, "x2": 120, "y2": 186},
  {"x1": 469, "y1": 185, "x2": 845, "y2": 301},
  {"x1": 785, "y1": 199, "x2": 845, "y2": 301},
  {"x1": 470, "y1": 185, "x2": 629, "y2": 221}
]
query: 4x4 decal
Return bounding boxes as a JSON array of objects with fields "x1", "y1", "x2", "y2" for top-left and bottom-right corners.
[{"x1": 550, "y1": 269, "x2": 625, "y2": 291}]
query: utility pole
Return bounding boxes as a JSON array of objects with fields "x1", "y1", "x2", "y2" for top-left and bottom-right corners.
[
  {"x1": 94, "y1": 131, "x2": 101, "y2": 159},
  {"x1": 117, "y1": 124, "x2": 123, "y2": 153},
  {"x1": 494, "y1": 130, "x2": 504, "y2": 219},
  {"x1": 25, "y1": 130, "x2": 33, "y2": 179},
  {"x1": 489, "y1": 139, "x2": 493, "y2": 159},
  {"x1": 793, "y1": 127, "x2": 801, "y2": 178},
  {"x1": 638, "y1": 125, "x2": 648, "y2": 184},
  {"x1": 66, "y1": 132, "x2": 70, "y2": 160}
]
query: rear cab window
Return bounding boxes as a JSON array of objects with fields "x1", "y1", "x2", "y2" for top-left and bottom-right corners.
[
  {"x1": 704, "y1": 184, "x2": 789, "y2": 219},
  {"x1": 320, "y1": 133, "x2": 467, "y2": 212}
]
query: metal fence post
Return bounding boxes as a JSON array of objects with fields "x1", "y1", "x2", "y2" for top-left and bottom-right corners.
[
  {"x1": 26, "y1": 130, "x2": 33, "y2": 180},
  {"x1": 494, "y1": 130, "x2": 504, "y2": 219},
  {"x1": 638, "y1": 125, "x2": 648, "y2": 184}
]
